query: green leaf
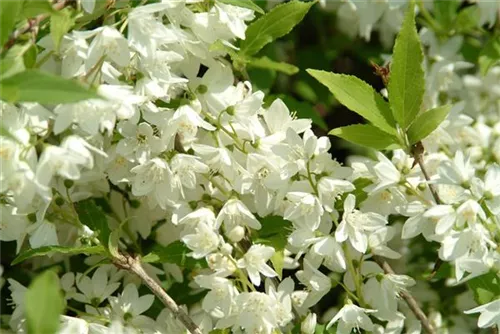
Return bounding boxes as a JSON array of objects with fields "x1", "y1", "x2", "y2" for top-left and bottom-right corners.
[
  {"x1": 0, "y1": 70, "x2": 99, "y2": 104},
  {"x1": 388, "y1": 3, "x2": 425, "y2": 129},
  {"x1": 217, "y1": 0, "x2": 264, "y2": 14},
  {"x1": 0, "y1": 44, "x2": 29, "y2": 80},
  {"x1": 12, "y1": 245, "x2": 105, "y2": 265},
  {"x1": 23, "y1": 44, "x2": 38, "y2": 69},
  {"x1": 433, "y1": 0, "x2": 459, "y2": 30},
  {"x1": 240, "y1": 0, "x2": 314, "y2": 56},
  {"x1": 142, "y1": 241, "x2": 207, "y2": 269},
  {"x1": 406, "y1": 105, "x2": 451, "y2": 144},
  {"x1": 479, "y1": 36, "x2": 500, "y2": 77},
  {"x1": 0, "y1": 0, "x2": 23, "y2": 46},
  {"x1": 247, "y1": 56, "x2": 299, "y2": 75},
  {"x1": 22, "y1": 0, "x2": 56, "y2": 18},
  {"x1": 270, "y1": 249, "x2": 284, "y2": 279},
  {"x1": 25, "y1": 271, "x2": 64, "y2": 334},
  {"x1": 253, "y1": 216, "x2": 292, "y2": 253},
  {"x1": 307, "y1": 70, "x2": 396, "y2": 134},
  {"x1": 50, "y1": 7, "x2": 76, "y2": 53},
  {"x1": 455, "y1": 6, "x2": 479, "y2": 34},
  {"x1": 75, "y1": 199, "x2": 111, "y2": 246},
  {"x1": 329, "y1": 124, "x2": 399, "y2": 150},
  {"x1": 467, "y1": 271, "x2": 500, "y2": 304},
  {"x1": 281, "y1": 95, "x2": 327, "y2": 130}
]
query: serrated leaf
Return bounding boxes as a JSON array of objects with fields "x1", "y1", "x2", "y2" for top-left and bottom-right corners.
[
  {"x1": 50, "y1": 7, "x2": 76, "y2": 53},
  {"x1": 0, "y1": 0, "x2": 23, "y2": 47},
  {"x1": 22, "y1": 0, "x2": 56, "y2": 18},
  {"x1": 388, "y1": 3, "x2": 425, "y2": 129},
  {"x1": 307, "y1": 70, "x2": 396, "y2": 134},
  {"x1": 75, "y1": 199, "x2": 111, "y2": 246},
  {"x1": 329, "y1": 124, "x2": 399, "y2": 150},
  {"x1": 25, "y1": 271, "x2": 64, "y2": 334},
  {"x1": 248, "y1": 56, "x2": 299, "y2": 75},
  {"x1": 0, "y1": 70, "x2": 99, "y2": 104},
  {"x1": 142, "y1": 241, "x2": 207, "y2": 269},
  {"x1": 240, "y1": 0, "x2": 314, "y2": 56},
  {"x1": 479, "y1": 35, "x2": 500, "y2": 77},
  {"x1": 467, "y1": 271, "x2": 500, "y2": 305},
  {"x1": 217, "y1": 0, "x2": 264, "y2": 14},
  {"x1": 406, "y1": 105, "x2": 451, "y2": 144},
  {"x1": 12, "y1": 245, "x2": 105, "y2": 265}
]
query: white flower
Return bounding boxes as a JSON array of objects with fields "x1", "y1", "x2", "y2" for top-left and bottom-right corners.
[
  {"x1": 464, "y1": 299, "x2": 500, "y2": 329},
  {"x1": 80, "y1": 26, "x2": 129, "y2": 70},
  {"x1": 182, "y1": 222, "x2": 220, "y2": 259},
  {"x1": 0, "y1": 205, "x2": 29, "y2": 253},
  {"x1": 311, "y1": 235, "x2": 346, "y2": 272},
  {"x1": 438, "y1": 150, "x2": 475, "y2": 186},
  {"x1": 216, "y1": 198, "x2": 261, "y2": 233},
  {"x1": 117, "y1": 122, "x2": 163, "y2": 164},
  {"x1": 108, "y1": 284, "x2": 155, "y2": 326},
  {"x1": 336, "y1": 194, "x2": 388, "y2": 253},
  {"x1": 369, "y1": 152, "x2": 402, "y2": 194},
  {"x1": 295, "y1": 259, "x2": 331, "y2": 308},
  {"x1": 74, "y1": 266, "x2": 120, "y2": 306},
  {"x1": 195, "y1": 274, "x2": 238, "y2": 318},
  {"x1": 326, "y1": 302, "x2": 376, "y2": 333},
  {"x1": 170, "y1": 154, "x2": 210, "y2": 198},
  {"x1": 28, "y1": 220, "x2": 58, "y2": 248},
  {"x1": 284, "y1": 192, "x2": 324, "y2": 231},
  {"x1": 237, "y1": 244, "x2": 277, "y2": 286}
]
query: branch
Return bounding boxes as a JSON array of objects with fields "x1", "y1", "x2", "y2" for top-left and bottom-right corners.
[
  {"x1": 373, "y1": 256, "x2": 436, "y2": 334},
  {"x1": 113, "y1": 253, "x2": 203, "y2": 334},
  {"x1": 2, "y1": 0, "x2": 68, "y2": 53}
]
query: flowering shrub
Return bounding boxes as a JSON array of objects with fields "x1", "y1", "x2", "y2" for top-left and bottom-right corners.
[{"x1": 0, "y1": 0, "x2": 499, "y2": 334}]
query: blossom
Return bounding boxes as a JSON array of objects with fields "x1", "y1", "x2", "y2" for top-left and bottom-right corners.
[
  {"x1": 464, "y1": 299, "x2": 500, "y2": 329},
  {"x1": 336, "y1": 194, "x2": 388, "y2": 253},
  {"x1": 237, "y1": 244, "x2": 277, "y2": 286},
  {"x1": 326, "y1": 302, "x2": 376, "y2": 333}
]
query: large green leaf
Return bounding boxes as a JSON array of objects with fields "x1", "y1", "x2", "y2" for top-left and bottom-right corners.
[
  {"x1": 75, "y1": 199, "x2": 111, "y2": 246},
  {"x1": 388, "y1": 3, "x2": 425, "y2": 129},
  {"x1": 240, "y1": 0, "x2": 314, "y2": 56},
  {"x1": 0, "y1": 44, "x2": 29, "y2": 80},
  {"x1": 329, "y1": 124, "x2": 399, "y2": 150},
  {"x1": 50, "y1": 7, "x2": 76, "y2": 53},
  {"x1": 407, "y1": 105, "x2": 451, "y2": 144},
  {"x1": 142, "y1": 241, "x2": 207, "y2": 269},
  {"x1": 307, "y1": 70, "x2": 396, "y2": 134},
  {"x1": 0, "y1": 0, "x2": 23, "y2": 46},
  {"x1": 217, "y1": 0, "x2": 264, "y2": 14},
  {"x1": 12, "y1": 245, "x2": 105, "y2": 265},
  {"x1": 22, "y1": 0, "x2": 56, "y2": 18},
  {"x1": 479, "y1": 35, "x2": 500, "y2": 77},
  {"x1": 467, "y1": 271, "x2": 500, "y2": 305},
  {"x1": 25, "y1": 271, "x2": 64, "y2": 334},
  {"x1": 0, "y1": 70, "x2": 99, "y2": 104},
  {"x1": 248, "y1": 56, "x2": 299, "y2": 75}
]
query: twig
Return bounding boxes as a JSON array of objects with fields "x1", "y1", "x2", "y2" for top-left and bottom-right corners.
[
  {"x1": 373, "y1": 256, "x2": 436, "y2": 334},
  {"x1": 411, "y1": 142, "x2": 444, "y2": 278},
  {"x1": 113, "y1": 253, "x2": 203, "y2": 334},
  {"x1": 2, "y1": 0, "x2": 68, "y2": 54}
]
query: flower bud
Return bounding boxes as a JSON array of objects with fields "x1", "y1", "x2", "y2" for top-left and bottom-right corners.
[
  {"x1": 227, "y1": 225, "x2": 245, "y2": 242},
  {"x1": 301, "y1": 313, "x2": 317, "y2": 334}
]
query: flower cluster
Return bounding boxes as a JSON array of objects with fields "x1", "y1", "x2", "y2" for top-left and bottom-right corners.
[{"x1": 1, "y1": 0, "x2": 499, "y2": 334}]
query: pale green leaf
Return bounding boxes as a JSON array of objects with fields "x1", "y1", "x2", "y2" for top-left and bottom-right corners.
[
  {"x1": 407, "y1": 105, "x2": 451, "y2": 144},
  {"x1": 0, "y1": 0, "x2": 23, "y2": 46},
  {"x1": 270, "y1": 249, "x2": 284, "y2": 279},
  {"x1": 75, "y1": 199, "x2": 111, "y2": 246},
  {"x1": 0, "y1": 70, "x2": 99, "y2": 104},
  {"x1": 25, "y1": 271, "x2": 64, "y2": 334},
  {"x1": 467, "y1": 271, "x2": 500, "y2": 305},
  {"x1": 0, "y1": 44, "x2": 30, "y2": 80},
  {"x1": 307, "y1": 70, "x2": 396, "y2": 134},
  {"x1": 12, "y1": 245, "x2": 106, "y2": 265},
  {"x1": 240, "y1": 0, "x2": 314, "y2": 56},
  {"x1": 50, "y1": 7, "x2": 76, "y2": 53},
  {"x1": 142, "y1": 241, "x2": 207, "y2": 269},
  {"x1": 248, "y1": 56, "x2": 299, "y2": 75},
  {"x1": 329, "y1": 124, "x2": 399, "y2": 150},
  {"x1": 388, "y1": 3, "x2": 425, "y2": 129},
  {"x1": 22, "y1": 0, "x2": 56, "y2": 18},
  {"x1": 479, "y1": 36, "x2": 500, "y2": 77},
  {"x1": 217, "y1": 0, "x2": 264, "y2": 14}
]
